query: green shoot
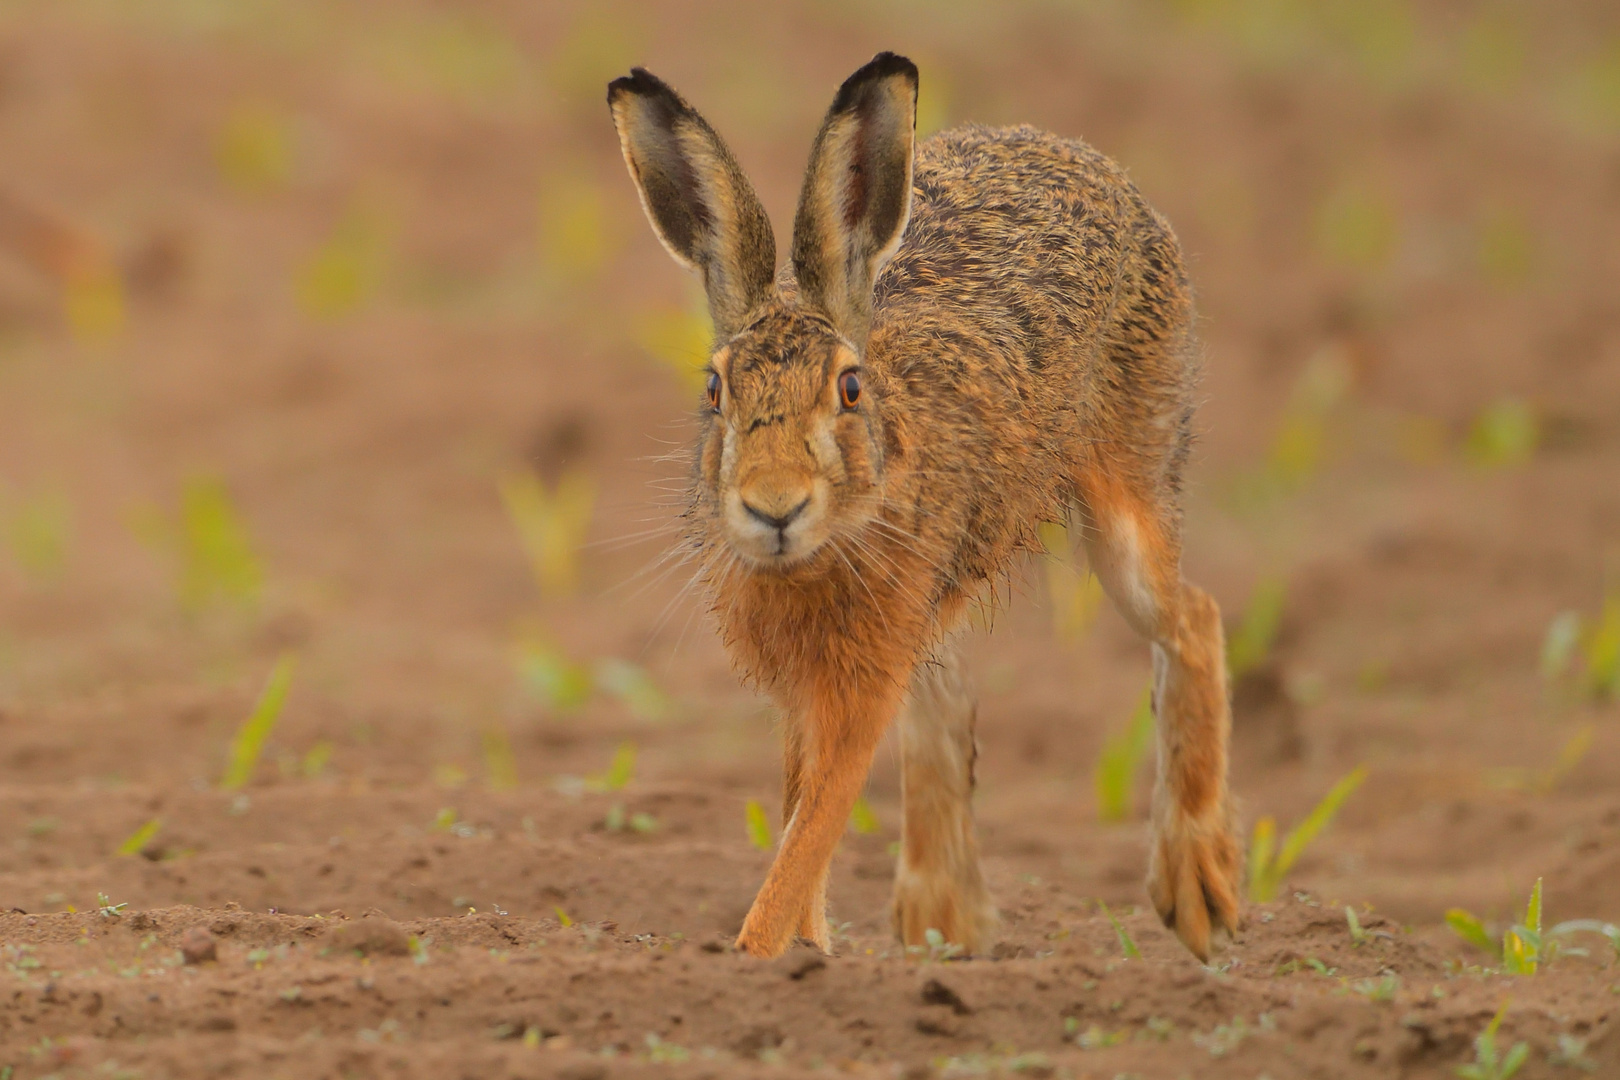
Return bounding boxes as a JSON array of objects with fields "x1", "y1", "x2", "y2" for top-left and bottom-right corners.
[
  {"x1": 1315, "y1": 182, "x2": 1398, "y2": 273},
  {"x1": 1455, "y1": 1002, "x2": 1528, "y2": 1080},
  {"x1": 1585, "y1": 590, "x2": 1620, "y2": 701},
  {"x1": 1449, "y1": 879, "x2": 1551, "y2": 974},
  {"x1": 215, "y1": 101, "x2": 294, "y2": 194},
  {"x1": 500, "y1": 468, "x2": 595, "y2": 598},
  {"x1": 1248, "y1": 765, "x2": 1368, "y2": 902},
  {"x1": 1548, "y1": 919, "x2": 1620, "y2": 964},
  {"x1": 1446, "y1": 909, "x2": 1497, "y2": 955},
  {"x1": 1099, "y1": 901, "x2": 1142, "y2": 960},
  {"x1": 744, "y1": 799, "x2": 773, "y2": 851},
  {"x1": 553, "y1": 906, "x2": 574, "y2": 928},
  {"x1": 635, "y1": 296, "x2": 712, "y2": 395},
  {"x1": 295, "y1": 201, "x2": 388, "y2": 321},
  {"x1": 1227, "y1": 577, "x2": 1287, "y2": 678},
  {"x1": 1486, "y1": 725, "x2": 1594, "y2": 794},
  {"x1": 514, "y1": 638, "x2": 593, "y2": 711},
  {"x1": 1345, "y1": 906, "x2": 1367, "y2": 946},
  {"x1": 584, "y1": 742, "x2": 635, "y2": 793},
  {"x1": 1464, "y1": 398, "x2": 1538, "y2": 469},
  {"x1": 220, "y1": 653, "x2": 296, "y2": 790},
  {"x1": 1, "y1": 486, "x2": 70, "y2": 582},
  {"x1": 593, "y1": 658, "x2": 669, "y2": 723},
  {"x1": 432, "y1": 807, "x2": 458, "y2": 832},
  {"x1": 1094, "y1": 685, "x2": 1155, "y2": 823},
  {"x1": 301, "y1": 740, "x2": 333, "y2": 779},
  {"x1": 97, "y1": 892, "x2": 127, "y2": 918},
  {"x1": 116, "y1": 818, "x2": 162, "y2": 857},
  {"x1": 537, "y1": 167, "x2": 615, "y2": 286},
  {"x1": 920, "y1": 927, "x2": 964, "y2": 962},
  {"x1": 849, "y1": 795, "x2": 880, "y2": 835},
  {"x1": 482, "y1": 726, "x2": 518, "y2": 791},
  {"x1": 179, "y1": 477, "x2": 263, "y2": 611},
  {"x1": 1037, "y1": 521, "x2": 1103, "y2": 641}
]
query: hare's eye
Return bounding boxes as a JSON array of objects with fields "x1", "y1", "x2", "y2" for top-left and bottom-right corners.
[
  {"x1": 705, "y1": 371, "x2": 721, "y2": 412},
  {"x1": 838, "y1": 370, "x2": 861, "y2": 410}
]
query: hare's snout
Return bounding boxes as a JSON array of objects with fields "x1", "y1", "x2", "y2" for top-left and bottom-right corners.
[{"x1": 724, "y1": 473, "x2": 829, "y2": 566}]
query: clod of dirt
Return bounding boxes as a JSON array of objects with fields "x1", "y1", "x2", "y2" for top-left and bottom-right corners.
[
  {"x1": 787, "y1": 954, "x2": 826, "y2": 980},
  {"x1": 324, "y1": 916, "x2": 412, "y2": 957},
  {"x1": 180, "y1": 927, "x2": 217, "y2": 964},
  {"x1": 919, "y1": 977, "x2": 971, "y2": 1015}
]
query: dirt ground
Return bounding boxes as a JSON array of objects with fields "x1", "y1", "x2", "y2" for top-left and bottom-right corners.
[{"x1": 2, "y1": 2, "x2": 1620, "y2": 1077}]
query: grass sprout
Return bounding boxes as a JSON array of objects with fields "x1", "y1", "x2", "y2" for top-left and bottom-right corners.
[
  {"x1": 1037, "y1": 521, "x2": 1103, "y2": 641},
  {"x1": 500, "y1": 468, "x2": 595, "y2": 599},
  {"x1": 1456, "y1": 1002, "x2": 1528, "y2": 1079},
  {"x1": 744, "y1": 798, "x2": 773, "y2": 851},
  {"x1": 116, "y1": 818, "x2": 162, "y2": 857},
  {"x1": 1094, "y1": 685, "x2": 1154, "y2": 823},
  {"x1": 1099, "y1": 900, "x2": 1143, "y2": 960},
  {"x1": 582, "y1": 742, "x2": 635, "y2": 794},
  {"x1": 635, "y1": 296, "x2": 712, "y2": 395},
  {"x1": 593, "y1": 658, "x2": 669, "y2": 723},
  {"x1": 1, "y1": 486, "x2": 70, "y2": 583},
  {"x1": 1248, "y1": 765, "x2": 1368, "y2": 902},
  {"x1": 1448, "y1": 878, "x2": 1552, "y2": 974},
  {"x1": 295, "y1": 201, "x2": 389, "y2": 321},
  {"x1": 178, "y1": 477, "x2": 263, "y2": 612},
  {"x1": 97, "y1": 892, "x2": 128, "y2": 918},
  {"x1": 1465, "y1": 398, "x2": 1538, "y2": 469},
  {"x1": 301, "y1": 740, "x2": 333, "y2": 779},
  {"x1": 848, "y1": 795, "x2": 880, "y2": 835},
  {"x1": 514, "y1": 637, "x2": 593, "y2": 711},
  {"x1": 220, "y1": 653, "x2": 296, "y2": 790},
  {"x1": 1345, "y1": 905, "x2": 1367, "y2": 946},
  {"x1": 1486, "y1": 725, "x2": 1594, "y2": 794},
  {"x1": 481, "y1": 726, "x2": 518, "y2": 790},
  {"x1": 1228, "y1": 576, "x2": 1287, "y2": 678},
  {"x1": 215, "y1": 101, "x2": 294, "y2": 194}
]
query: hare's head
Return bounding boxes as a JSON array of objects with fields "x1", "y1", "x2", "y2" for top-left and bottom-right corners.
[{"x1": 609, "y1": 53, "x2": 917, "y2": 568}]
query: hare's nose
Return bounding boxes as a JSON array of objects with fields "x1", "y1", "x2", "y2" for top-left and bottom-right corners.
[{"x1": 742, "y1": 497, "x2": 810, "y2": 532}]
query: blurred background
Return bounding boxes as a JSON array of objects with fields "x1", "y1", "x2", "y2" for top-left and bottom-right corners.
[{"x1": 1, "y1": 0, "x2": 1618, "y2": 932}]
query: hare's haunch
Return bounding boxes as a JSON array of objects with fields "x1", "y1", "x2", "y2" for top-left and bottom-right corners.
[{"x1": 609, "y1": 53, "x2": 1239, "y2": 961}]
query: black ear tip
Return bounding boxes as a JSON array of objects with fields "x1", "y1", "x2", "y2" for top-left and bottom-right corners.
[
  {"x1": 607, "y1": 67, "x2": 677, "y2": 107},
  {"x1": 831, "y1": 52, "x2": 918, "y2": 112}
]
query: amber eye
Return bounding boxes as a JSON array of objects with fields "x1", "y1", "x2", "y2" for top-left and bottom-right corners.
[
  {"x1": 705, "y1": 370, "x2": 721, "y2": 412},
  {"x1": 838, "y1": 370, "x2": 861, "y2": 410}
]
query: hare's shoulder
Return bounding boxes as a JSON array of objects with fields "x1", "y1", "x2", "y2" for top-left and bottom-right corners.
[{"x1": 876, "y1": 125, "x2": 1145, "y2": 322}]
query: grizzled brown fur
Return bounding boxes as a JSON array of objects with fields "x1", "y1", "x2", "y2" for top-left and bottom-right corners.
[{"x1": 609, "y1": 52, "x2": 1239, "y2": 961}]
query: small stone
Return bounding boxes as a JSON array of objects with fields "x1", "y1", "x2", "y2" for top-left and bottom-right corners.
[{"x1": 181, "y1": 927, "x2": 217, "y2": 965}]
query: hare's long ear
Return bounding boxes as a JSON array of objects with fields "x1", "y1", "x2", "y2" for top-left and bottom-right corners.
[
  {"x1": 791, "y1": 52, "x2": 918, "y2": 344},
  {"x1": 608, "y1": 69, "x2": 776, "y2": 338}
]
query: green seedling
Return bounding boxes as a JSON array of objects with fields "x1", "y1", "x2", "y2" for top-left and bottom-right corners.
[
  {"x1": 744, "y1": 798, "x2": 773, "y2": 851},
  {"x1": 603, "y1": 803, "x2": 657, "y2": 834},
  {"x1": 1545, "y1": 919, "x2": 1620, "y2": 964},
  {"x1": 849, "y1": 795, "x2": 880, "y2": 835},
  {"x1": 301, "y1": 740, "x2": 333, "y2": 779},
  {"x1": 500, "y1": 468, "x2": 595, "y2": 599},
  {"x1": 1352, "y1": 975, "x2": 1399, "y2": 1002},
  {"x1": 1248, "y1": 764, "x2": 1368, "y2": 902},
  {"x1": 1465, "y1": 398, "x2": 1538, "y2": 469},
  {"x1": 593, "y1": 658, "x2": 669, "y2": 723},
  {"x1": 1, "y1": 486, "x2": 70, "y2": 582},
  {"x1": 369, "y1": 12, "x2": 527, "y2": 107},
  {"x1": 1541, "y1": 611, "x2": 1583, "y2": 682},
  {"x1": 1486, "y1": 726, "x2": 1594, "y2": 794},
  {"x1": 1549, "y1": 1033, "x2": 1597, "y2": 1071},
  {"x1": 1037, "y1": 521, "x2": 1103, "y2": 641},
  {"x1": 220, "y1": 653, "x2": 296, "y2": 790},
  {"x1": 635, "y1": 296, "x2": 713, "y2": 395},
  {"x1": 178, "y1": 477, "x2": 263, "y2": 612},
  {"x1": 1447, "y1": 878, "x2": 1548, "y2": 974},
  {"x1": 97, "y1": 893, "x2": 127, "y2": 918},
  {"x1": 584, "y1": 742, "x2": 635, "y2": 794},
  {"x1": 1585, "y1": 590, "x2": 1620, "y2": 700},
  {"x1": 1456, "y1": 1002, "x2": 1528, "y2": 1080},
  {"x1": 1345, "y1": 906, "x2": 1367, "y2": 946},
  {"x1": 514, "y1": 638, "x2": 592, "y2": 711},
  {"x1": 116, "y1": 818, "x2": 162, "y2": 857},
  {"x1": 1099, "y1": 901, "x2": 1142, "y2": 960},
  {"x1": 538, "y1": 167, "x2": 615, "y2": 285},
  {"x1": 215, "y1": 101, "x2": 294, "y2": 194},
  {"x1": 1315, "y1": 181, "x2": 1398, "y2": 273},
  {"x1": 919, "y1": 926, "x2": 963, "y2": 962},
  {"x1": 295, "y1": 201, "x2": 389, "y2": 321},
  {"x1": 1094, "y1": 685, "x2": 1154, "y2": 823},
  {"x1": 644, "y1": 1033, "x2": 690, "y2": 1064},
  {"x1": 1228, "y1": 577, "x2": 1287, "y2": 678},
  {"x1": 553, "y1": 906, "x2": 574, "y2": 928},
  {"x1": 482, "y1": 726, "x2": 518, "y2": 791}
]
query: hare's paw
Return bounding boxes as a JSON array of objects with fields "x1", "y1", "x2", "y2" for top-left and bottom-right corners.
[
  {"x1": 1146, "y1": 805, "x2": 1241, "y2": 961},
  {"x1": 892, "y1": 866, "x2": 996, "y2": 956},
  {"x1": 795, "y1": 905, "x2": 832, "y2": 953}
]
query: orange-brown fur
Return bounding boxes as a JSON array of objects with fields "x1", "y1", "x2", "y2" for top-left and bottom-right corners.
[{"x1": 609, "y1": 53, "x2": 1239, "y2": 961}]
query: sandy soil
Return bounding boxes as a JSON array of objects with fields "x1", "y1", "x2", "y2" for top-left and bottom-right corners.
[{"x1": 2, "y1": 2, "x2": 1619, "y2": 1077}]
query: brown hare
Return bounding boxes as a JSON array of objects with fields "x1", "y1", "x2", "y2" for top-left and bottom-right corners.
[{"x1": 608, "y1": 52, "x2": 1240, "y2": 961}]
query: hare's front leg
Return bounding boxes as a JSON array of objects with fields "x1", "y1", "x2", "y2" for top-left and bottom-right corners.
[
  {"x1": 1080, "y1": 479, "x2": 1242, "y2": 961},
  {"x1": 779, "y1": 719, "x2": 831, "y2": 950},
  {"x1": 735, "y1": 692, "x2": 896, "y2": 958},
  {"x1": 892, "y1": 650, "x2": 996, "y2": 954}
]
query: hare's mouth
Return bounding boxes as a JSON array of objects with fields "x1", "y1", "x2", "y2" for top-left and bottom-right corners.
[{"x1": 721, "y1": 487, "x2": 830, "y2": 568}]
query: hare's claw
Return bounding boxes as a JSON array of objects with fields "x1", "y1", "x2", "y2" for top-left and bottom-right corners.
[{"x1": 1146, "y1": 804, "x2": 1242, "y2": 961}]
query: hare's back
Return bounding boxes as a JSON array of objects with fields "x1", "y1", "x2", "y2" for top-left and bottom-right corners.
[{"x1": 875, "y1": 124, "x2": 1173, "y2": 358}]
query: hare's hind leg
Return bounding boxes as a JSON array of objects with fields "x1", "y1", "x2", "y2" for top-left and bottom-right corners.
[
  {"x1": 892, "y1": 648, "x2": 996, "y2": 954},
  {"x1": 1077, "y1": 473, "x2": 1241, "y2": 961}
]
